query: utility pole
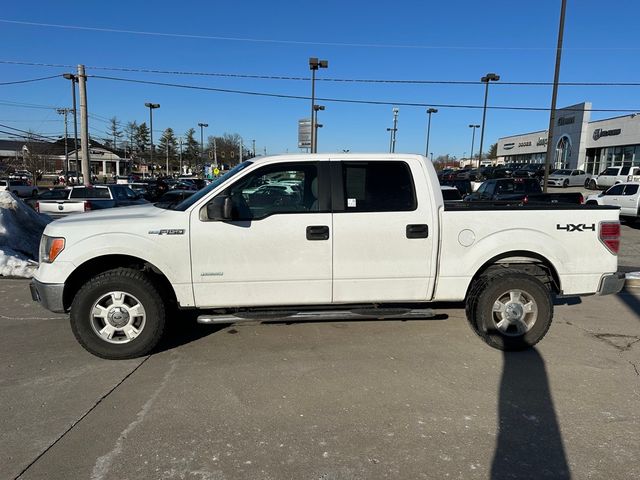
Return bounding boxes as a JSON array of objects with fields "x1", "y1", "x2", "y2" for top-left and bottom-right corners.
[
  {"x1": 63, "y1": 73, "x2": 80, "y2": 177},
  {"x1": 56, "y1": 108, "x2": 70, "y2": 173},
  {"x1": 178, "y1": 137, "x2": 183, "y2": 174},
  {"x1": 77, "y1": 65, "x2": 91, "y2": 186},
  {"x1": 239, "y1": 140, "x2": 243, "y2": 163},
  {"x1": 198, "y1": 122, "x2": 208, "y2": 174},
  {"x1": 165, "y1": 141, "x2": 169, "y2": 176},
  {"x1": 388, "y1": 107, "x2": 399, "y2": 153},
  {"x1": 252, "y1": 139, "x2": 256, "y2": 157},
  {"x1": 543, "y1": 0, "x2": 567, "y2": 193},
  {"x1": 213, "y1": 137, "x2": 218, "y2": 166}
]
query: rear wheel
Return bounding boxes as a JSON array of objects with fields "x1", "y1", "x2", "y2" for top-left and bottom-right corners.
[
  {"x1": 589, "y1": 179, "x2": 597, "y2": 190},
  {"x1": 70, "y1": 268, "x2": 166, "y2": 359},
  {"x1": 584, "y1": 179, "x2": 591, "y2": 189},
  {"x1": 465, "y1": 271, "x2": 553, "y2": 351}
]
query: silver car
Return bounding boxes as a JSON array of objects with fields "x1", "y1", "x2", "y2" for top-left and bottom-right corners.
[{"x1": 546, "y1": 169, "x2": 589, "y2": 188}]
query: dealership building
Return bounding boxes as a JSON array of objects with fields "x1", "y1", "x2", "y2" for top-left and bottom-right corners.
[{"x1": 497, "y1": 102, "x2": 640, "y2": 175}]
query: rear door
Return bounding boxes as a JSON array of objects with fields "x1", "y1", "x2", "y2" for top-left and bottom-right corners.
[
  {"x1": 331, "y1": 159, "x2": 436, "y2": 303},
  {"x1": 620, "y1": 184, "x2": 639, "y2": 215}
]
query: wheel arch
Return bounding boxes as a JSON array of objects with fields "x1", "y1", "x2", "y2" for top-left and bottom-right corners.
[
  {"x1": 466, "y1": 250, "x2": 561, "y2": 299},
  {"x1": 63, "y1": 254, "x2": 178, "y2": 311}
]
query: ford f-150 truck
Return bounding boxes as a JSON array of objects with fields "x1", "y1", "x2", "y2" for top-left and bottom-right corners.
[{"x1": 30, "y1": 154, "x2": 624, "y2": 359}]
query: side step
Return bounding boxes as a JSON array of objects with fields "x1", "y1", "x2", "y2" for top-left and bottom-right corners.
[{"x1": 197, "y1": 308, "x2": 435, "y2": 324}]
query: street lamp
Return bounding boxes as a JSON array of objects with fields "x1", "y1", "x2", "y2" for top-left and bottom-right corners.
[
  {"x1": 468, "y1": 124, "x2": 480, "y2": 167},
  {"x1": 425, "y1": 108, "x2": 438, "y2": 157},
  {"x1": 62, "y1": 73, "x2": 79, "y2": 177},
  {"x1": 477, "y1": 73, "x2": 500, "y2": 168},
  {"x1": 198, "y1": 122, "x2": 208, "y2": 175},
  {"x1": 313, "y1": 105, "x2": 325, "y2": 152},
  {"x1": 309, "y1": 57, "x2": 328, "y2": 154},
  {"x1": 144, "y1": 102, "x2": 160, "y2": 175}
]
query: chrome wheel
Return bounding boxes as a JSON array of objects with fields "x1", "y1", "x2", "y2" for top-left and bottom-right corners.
[
  {"x1": 491, "y1": 289, "x2": 538, "y2": 337},
  {"x1": 90, "y1": 291, "x2": 146, "y2": 344}
]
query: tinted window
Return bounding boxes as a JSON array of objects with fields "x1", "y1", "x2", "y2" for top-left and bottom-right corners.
[
  {"x1": 222, "y1": 162, "x2": 318, "y2": 220},
  {"x1": 112, "y1": 187, "x2": 128, "y2": 200},
  {"x1": 603, "y1": 168, "x2": 619, "y2": 176},
  {"x1": 623, "y1": 184, "x2": 638, "y2": 195},
  {"x1": 342, "y1": 161, "x2": 416, "y2": 212},
  {"x1": 40, "y1": 189, "x2": 69, "y2": 200},
  {"x1": 0, "y1": 180, "x2": 6, "y2": 186},
  {"x1": 69, "y1": 187, "x2": 111, "y2": 199},
  {"x1": 621, "y1": 167, "x2": 630, "y2": 175},
  {"x1": 441, "y1": 189, "x2": 462, "y2": 201},
  {"x1": 605, "y1": 184, "x2": 625, "y2": 196}
]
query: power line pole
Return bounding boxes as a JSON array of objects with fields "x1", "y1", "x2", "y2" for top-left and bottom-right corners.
[
  {"x1": 252, "y1": 139, "x2": 256, "y2": 157},
  {"x1": 56, "y1": 108, "x2": 70, "y2": 173},
  {"x1": 543, "y1": 0, "x2": 567, "y2": 193},
  {"x1": 178, "y1": 137, "x2": 183, "y2": 174},
  {"x1": 390, "y1": 107, "x2": 399, "y2": 153},
  {"x1": 77, "y1": 64, "x2": 91, "y2": 186}
]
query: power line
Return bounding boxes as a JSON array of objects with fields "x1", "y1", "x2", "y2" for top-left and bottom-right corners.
[
  {"x1": 0, "y1": 74, "x2": 61, "y2": 85},
  {"x1": 89, "y1": 74, "x2": 640, "y2": 113},
  {"x1": 3, "y1": 59, "x2": 640, "y2": 86},
  {"x1": 0, "y1": 122, "x2": 61, "y2": 141},
  {"x1": 3, "y1": 18, "x2": 640, "y2": 51},
  {"x1": 0, "y1": 99, "x2": 60, "y2": 110}
]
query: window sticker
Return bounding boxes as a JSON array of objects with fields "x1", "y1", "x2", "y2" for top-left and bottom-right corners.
[{"x1": 347, "y1": 198, "x2": 357, "y2": 208}]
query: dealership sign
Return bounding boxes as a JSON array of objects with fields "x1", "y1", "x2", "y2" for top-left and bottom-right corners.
[
  {"x1": 503, "y1": 142, "x2": 515, "y2": 150},
  {"x1": 592, "y1": 128, "x2": 621, "y2": 140}
]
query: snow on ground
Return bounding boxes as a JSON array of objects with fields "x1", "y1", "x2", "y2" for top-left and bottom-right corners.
[{"x1": 0, "y1": 191, "x2": 51, "y2": 278}]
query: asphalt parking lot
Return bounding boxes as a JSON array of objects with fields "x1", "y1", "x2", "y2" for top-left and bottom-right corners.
[{"x1": 1, "y1": 222, "x2": 639, "y2": 480}]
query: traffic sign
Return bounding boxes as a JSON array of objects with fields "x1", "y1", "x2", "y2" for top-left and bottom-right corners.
[
  {"x1": 298, "y1": 118, "x2": 311, "y2": 148},
  {"x1": 213, "y1": 167, "x2": 220, "y2": 176}
]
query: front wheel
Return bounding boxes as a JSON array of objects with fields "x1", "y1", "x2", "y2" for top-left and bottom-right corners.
[
  {"x1": 584, "y1": 179, "x2": 591, "y2": 189},
  {"x1": 562, "y1": 179, "x2": 569, "y2": 188},
  {"x1": 70, "y1": 268, "x2": 166, "y2": 359},
  {"x1": 589, "y1": 179, "x2": 597, "y2": 190},
  {"x1": 465, "y1": 271, "x2": 553, "y2": 351}
]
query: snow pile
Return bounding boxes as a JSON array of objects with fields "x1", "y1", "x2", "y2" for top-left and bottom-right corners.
[{"x1": 0, "y1": 191, "x2": 51, "y2": 277}]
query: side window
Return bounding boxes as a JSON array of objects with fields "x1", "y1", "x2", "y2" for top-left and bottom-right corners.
[
  {"x1": 342, "y1": 161, "x2": 416, "y2": 212},
  {"x1": 623, "y1": 184, "x2": 638, "y2": 196},
  {"x1": 112, "y1": 187, "x2": 128, "y2": 200},
  {"x1": 223, "y1": 162, "x2": 318, "y2": 220},
  {"x1": 605, "y1": 184, "x2": 625, "y2": 196},
  {"x1": 124, "y1": 187, "x2": 138, "y2": 199},
  {"x1": 620, "y1": 167, "x2": 630, "y2": 175}
]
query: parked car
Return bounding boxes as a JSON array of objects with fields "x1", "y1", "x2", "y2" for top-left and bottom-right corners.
[
  {"x1": 437, "y1": 169, "x2": 458, "y2": 182},
  {"x1": 589, "y1": 166, "x2": 640, "y2": 190},
  {"x1": 154, "y1": 189, "x2": 196, "y2": 208},
  {"x1": 513, "y1": 164, "x2": 546, "y2": 181},
  {"x1": 439, "y1": 179, "x2": 473, "y2": 196},
  {"x1": 465, "y1": 178, "x2": 583, "y2": 204},
  {"x1": 10, "y1": 170, "x2": 33, "y2": 180},
  {"x1": 586, "y1": 182, "x2": 640, "y2": 222},
  {"x1": 36, "y1": 185, "x2": 147, "y2": 218},
  {"x1": 31, "y1": 154, "x2": 623, "y2": 359},
  {"x1": 546, "y1": 169, "x2": 590, "y2": 188},
  {"x1": 0, "y1": 178, "x2": 39, "y2": 197},
  {"x1": 25, "y1": 188, "x2": 71, "y2": 209}
]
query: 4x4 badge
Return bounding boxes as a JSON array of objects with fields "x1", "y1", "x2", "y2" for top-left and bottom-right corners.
[{"x1": 556, "y1": 224, "x2": 595, "y2": 232}]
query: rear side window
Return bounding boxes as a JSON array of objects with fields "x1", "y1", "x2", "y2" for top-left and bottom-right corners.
[
  {"x1": 603, "y1": 167, "x2": 619, "y2": 175},
  {"x1": 342, "y1": 161, "x2": 416, "y2": 212},
  {"x1": 70, "y1": 187, "x2": 111, "y2": 199},
  {"x1": 441, "y1": 189, "x2": 462, "y2": 201},
  {"x1": 624, "y1": 184, "x2": 638, "y2": 195}
]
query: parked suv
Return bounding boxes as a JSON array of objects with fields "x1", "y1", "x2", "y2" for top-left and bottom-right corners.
[{"x1": 589, "y1": 166, "x2": 640, "y2": 190}]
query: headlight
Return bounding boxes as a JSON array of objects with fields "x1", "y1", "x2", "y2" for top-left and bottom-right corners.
[{"x1": 39, "y1": 235, "x2": 65, "y2": 263}]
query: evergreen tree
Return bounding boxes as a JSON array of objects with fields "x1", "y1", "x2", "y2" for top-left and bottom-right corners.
[
  {"x1": 183, "y1": 128, "x2": 199, "y2": 169},
  {"x1": 135, "y1": 122, "x2": 150, "y2": 157},
  {"x1": 158, "y1": 128, "x2": 178, "y2": 170},
  {"x1": 124, "y1": 121, "x2": 138, "y2": 155},
  {"x1": 107, "y1": 117, "x2": 122, "y2": 152}
]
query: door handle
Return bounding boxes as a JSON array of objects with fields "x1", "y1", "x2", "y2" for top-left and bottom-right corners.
[
  {"x1": 306, "y1": 225, "x2": 330, "y2": 241},
  {"x1": 406, "y1": 224, "x2": 429, "y2": 239}
]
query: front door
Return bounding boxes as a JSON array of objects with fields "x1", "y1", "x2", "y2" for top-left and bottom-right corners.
[
  {"x1": 190, "y1": 161, "x2": 332, "y2": 308},
  {"x1": 620, "y1": 184, "x2": 639, "y2": 216},
  {"x1": 330, "y1": 159, "x2": 436, "y2": 303}
]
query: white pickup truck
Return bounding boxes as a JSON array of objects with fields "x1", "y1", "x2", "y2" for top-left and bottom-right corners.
[
  {"x1": 30, "y1": 154, "x2": 625, "y2": 359},
  {"x1": 586, "y1": 182, "x2": 640, "y2": 222}
]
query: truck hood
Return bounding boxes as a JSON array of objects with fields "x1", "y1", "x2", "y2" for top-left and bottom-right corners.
[{"x1": 51, "y1": 203, "x2": 164, "y2": 225}]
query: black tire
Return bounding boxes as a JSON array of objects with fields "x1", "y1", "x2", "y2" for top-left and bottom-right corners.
[
  {"x1": 589, "y1": 179, "x2": 597, "y2": 190},
  {"x1": 586, "y1": 200, "x2": 598, "y2": 205},
  {"x1": 465, "y1": 271, "x2": 553, "y2": 351},
  {"x1": 584, "y1": 179, "x2": 591, "y2": 189},
  {"x1": 70, "y1": 268, "x2": 166, "y2": 359},
  {"x1": 562, "y1": 179, "x2": 569, "y2": 188}
]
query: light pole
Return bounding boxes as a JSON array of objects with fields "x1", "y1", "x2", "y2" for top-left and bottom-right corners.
[
  {"x1": 477, "y1": 73, "x2": 500, "y2": 168},
  {"x1": 144, "y1": 102, "x2": 160, "y2": 175},
  {"x1": 313, "y1": 105, "x2": 325, "y2": 152},
  {"x1": 468, "y1": 124, "x2": 480, "y2": 167},
  {"x1": 62, "y1": 74, "x2": 79, "y2": 176},
  {"x1": 387, "y1": 107, "x2": 399, "y2": 153},
  {"x1": 309, "y1": 57, "x2": 328, "y2": 154},
  {"x1": 178, "y1": 137, "x2": 183, "y2": 174},
  {"x1": 425, "y1": 108, "x2": 438, "y2": 157},
  {"x1": 198, "y1": 122, "x2": 208, "y2": 175},
  {"x1": 543, "y1": 0, "x2": 568, "y2": 193}
]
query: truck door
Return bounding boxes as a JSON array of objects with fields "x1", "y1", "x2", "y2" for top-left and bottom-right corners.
[
  {"x1": 189, "y1": 161, "x2": 333, "y2": 308},
  {"x1": 330, "y1": 159, "x2": 436, "y2": 303},
  {"x1": 621, "y1": 184, "x2": 639, "y2": 215}
]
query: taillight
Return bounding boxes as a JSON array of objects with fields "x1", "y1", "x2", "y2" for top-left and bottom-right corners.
[
  {"x1": 579, "y1": 193, "x2": 584, "y2": 204},
  {"x1": 522, "y1": 195, "x2": 529, "y2": 205},
  {"x1": 84, "y1": 200, "x2": 92, "y2": 211},
  {"x1": 599, "y1": 221, "x2": 620, "y2": 255}
]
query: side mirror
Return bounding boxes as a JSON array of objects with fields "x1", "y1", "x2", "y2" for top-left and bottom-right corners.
[{"x1": 206, "y1": 195, "x2": 232, "y2": 221}]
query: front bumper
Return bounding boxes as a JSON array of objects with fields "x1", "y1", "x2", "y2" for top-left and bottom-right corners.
[
  {"x1": 596, "y1": 272, "x2": 626, "y2": 296},
  {"x1": 30, "y1": 279, "x2": 66, "y2": 313}
]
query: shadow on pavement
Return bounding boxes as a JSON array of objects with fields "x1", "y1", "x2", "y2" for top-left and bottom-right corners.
[
  {"x1": 154, "y1": 310, "x2": 226, "y2": 353},
  {"x1": 491, "y1": 348, "x2": 571, "y2": 480},
  {"x1": 617, "y1": 289, "x2": 640, "y2": 320}
]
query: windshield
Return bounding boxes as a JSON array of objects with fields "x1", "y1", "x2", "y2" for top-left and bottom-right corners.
[
  {"x1": 163, "y1": 161, "x2": 253, "y2": 211},
  {"x1": 553, "y1": 169, "x2": 572, "y2": 176}
]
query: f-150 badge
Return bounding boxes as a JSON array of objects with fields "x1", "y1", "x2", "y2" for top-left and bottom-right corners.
[
  {"x1": 148, "y1": 229, "x2": 185, "y2": 235},
  {"x1": 556, "y1": 224, "x2": 595, "y2": 232}
]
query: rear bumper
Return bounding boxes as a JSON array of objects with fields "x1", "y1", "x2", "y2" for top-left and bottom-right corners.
[
  {"x1": 30, "y1": 279, "x2": 66, "y2": 313},
  {"x1": 596, "y1": 272, "x2": 626, "y2": 296}
]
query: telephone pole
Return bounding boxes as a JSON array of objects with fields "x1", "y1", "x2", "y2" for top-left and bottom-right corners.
[
  {"x1": 77, "y1": 64, "x2": 91, "y2": 185},
  {"x1": 56, "y1": 108, "x2": 71, "y2": 173}
]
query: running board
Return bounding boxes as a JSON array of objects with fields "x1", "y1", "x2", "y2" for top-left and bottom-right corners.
[{"x1": 197, "y1": 308, "x2": 435, "y2": 324}]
